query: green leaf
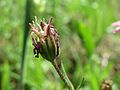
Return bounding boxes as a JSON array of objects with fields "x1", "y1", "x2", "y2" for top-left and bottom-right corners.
[
  {"x1": 77, "y1": 21, "x2": 95, "y2": 57},
  {"x1": 76, "y1": 77, "x2": 84, "y2": 90},
  {"x1": 2, "y1": 62, "x2": 10, "y2": 90}
]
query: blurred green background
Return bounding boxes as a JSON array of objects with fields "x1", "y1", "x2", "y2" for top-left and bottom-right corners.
[{"x1": 0, "y1": 0, "x2": 120, "y2": 90}]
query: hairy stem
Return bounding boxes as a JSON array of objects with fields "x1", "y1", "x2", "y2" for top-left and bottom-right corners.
[
  {"x1": 61, "y1": 62, "x2": 74, "y2": 90},
  {"x1": 52, "y1": 60, "x2": 74, "y2": 90}
]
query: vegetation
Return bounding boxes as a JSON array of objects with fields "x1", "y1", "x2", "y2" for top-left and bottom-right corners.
[{"x1": 0, "y1": 0, "x2": 120, "y2": 90}]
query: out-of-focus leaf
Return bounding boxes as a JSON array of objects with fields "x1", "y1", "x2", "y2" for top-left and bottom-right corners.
[
  {"x1": 2, "y1": 62, "x2": 10, "y2": 90},
  {"x1": 77, "y1": 21, "x2": 95, "y2": 57}
]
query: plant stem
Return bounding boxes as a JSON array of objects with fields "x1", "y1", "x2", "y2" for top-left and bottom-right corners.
[
  {"x1": 52, "y1": 60, "x2": 74, "y2": 90},
  {"x1": 61, "y1": 62, "x2": 75, "y2": 90},
  {"x1": 19, "y1": 0, "x2": 31, "y2": 89}
]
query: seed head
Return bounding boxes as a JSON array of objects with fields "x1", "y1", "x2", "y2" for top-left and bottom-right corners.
[{"x1": 29, "y1": 16, "x2": 60, "y2": 62}]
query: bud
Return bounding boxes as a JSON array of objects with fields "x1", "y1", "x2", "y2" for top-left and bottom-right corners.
[{"x1": 29, "y1": 17, "x2": 60, "y2": 62}]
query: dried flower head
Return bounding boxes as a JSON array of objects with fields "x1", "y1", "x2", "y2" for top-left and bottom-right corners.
[
  {"x1": 29, "y1": 16, "x2": 60, "y2": 62},
  {"x1": 100, "y1": 79, "x2": 112, "y2": 90}
]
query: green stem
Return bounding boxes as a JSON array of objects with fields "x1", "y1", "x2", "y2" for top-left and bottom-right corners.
[
  {"x1": 61, "y1": 61, "x2": 75, "y2": 90},
  {"x1": 52, "y1": 60, "x2": 74, "y2": 90},
  {"x1": 19, "y1": 0, "x2": 32, "y2": 89}
]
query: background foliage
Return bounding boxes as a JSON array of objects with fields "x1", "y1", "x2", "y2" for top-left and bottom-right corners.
[{"x1": 0, "y1": 0, "x2": 120, "y2": 90}]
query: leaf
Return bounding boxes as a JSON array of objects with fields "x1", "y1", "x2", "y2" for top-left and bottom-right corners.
[
  {"x1": 77, "y1": 21, "x2": 95, "y2": 57},
  {"x1": 2, "y1": 62, "x2": 10, "y2": 90},
  {"x1": 76, "y1": 77, "x2": 85, "y2": 90}
]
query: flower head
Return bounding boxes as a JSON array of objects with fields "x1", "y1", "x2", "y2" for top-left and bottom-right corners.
[
  {"x1": 112, "y1": 21, "x2": 120, "y2": 33},
  {"x1": 29, "y1": 17, "x2": 60, "y2": 62}
]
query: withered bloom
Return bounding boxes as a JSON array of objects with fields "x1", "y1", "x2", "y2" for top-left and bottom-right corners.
[
  {"x1": 100, "y1": 79, "x2": 112, "y2": 90},
  {"x1": 29, "y1": 17, "x2": 60, "y2": 62}
]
